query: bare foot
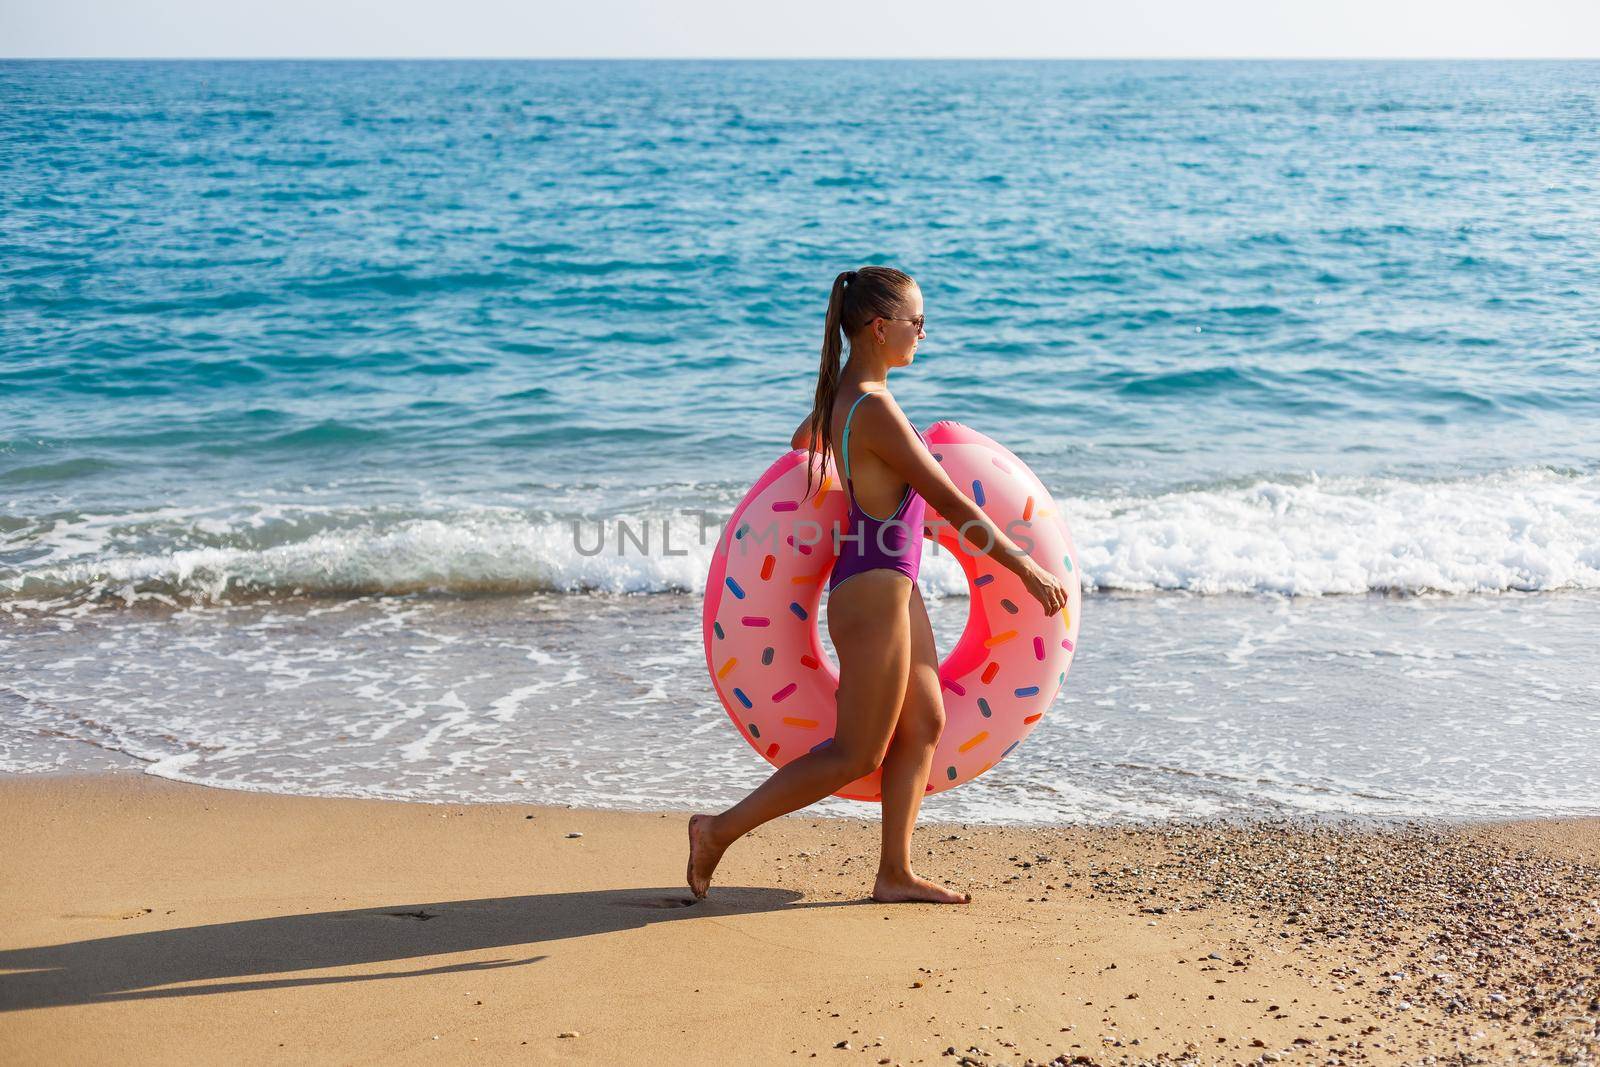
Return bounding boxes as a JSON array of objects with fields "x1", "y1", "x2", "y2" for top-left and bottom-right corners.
[
  {"x1": 686, "y1": 813, "x2": 727, "y2": 899},
  {"x1": 871, "y1": 870, "x2": 972, "y2": 904}
]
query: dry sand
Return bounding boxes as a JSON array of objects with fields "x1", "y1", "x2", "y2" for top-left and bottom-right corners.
[{"x1": 0, "y1": 772, "x2": 1596, "y2": 1065}]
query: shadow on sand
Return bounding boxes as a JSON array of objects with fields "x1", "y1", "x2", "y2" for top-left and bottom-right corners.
[{"x1": 0, "y1": 885, "x2": 835, "y2": 1011}]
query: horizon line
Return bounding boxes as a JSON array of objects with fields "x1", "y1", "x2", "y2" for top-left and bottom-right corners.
[{"x1": 6, "y1": 54, "x2": 1600, "y2": 63}]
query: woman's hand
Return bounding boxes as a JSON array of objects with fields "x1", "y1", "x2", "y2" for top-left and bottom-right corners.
[{"x1": 1019, "y1": 557, "x2": 1070, "y2": 617}]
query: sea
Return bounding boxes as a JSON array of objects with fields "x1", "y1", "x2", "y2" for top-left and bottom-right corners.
[{"x1": 4, "y1": 59, "x2": 1598, "y2": 824}]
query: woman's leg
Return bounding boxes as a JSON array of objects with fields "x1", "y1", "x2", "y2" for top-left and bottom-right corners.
[
  {"x1": 687, "y1": 570, "x2": 913, "y2": 898},
  {"x1": 872, "y1": 585, "x2": 969, "y2": 903}
]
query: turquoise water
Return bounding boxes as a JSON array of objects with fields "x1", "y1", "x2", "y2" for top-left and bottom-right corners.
[{"x1": 3, "y1": 61, "x2": 1598, "y2": 820}]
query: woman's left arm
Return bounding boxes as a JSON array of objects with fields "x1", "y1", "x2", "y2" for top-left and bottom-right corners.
[{"x1": 790, "y1": 417, "x2": 818, "y2": 451}]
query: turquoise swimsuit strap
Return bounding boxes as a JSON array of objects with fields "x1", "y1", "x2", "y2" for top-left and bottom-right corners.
[
  {"x1": 839, "y1": 390, "x2": 876, "y2": 488},
  {"x1": 840, "y1": 390, "x2": 912, "y2": 522}
]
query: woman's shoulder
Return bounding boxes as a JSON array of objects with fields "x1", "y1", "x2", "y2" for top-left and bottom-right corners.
[
  {"x1": 857, "y1": 387, "x2": 895, "y2": 409},
  {"x1": 841, "y1": 388, "x2": 895, "y2": 424},
  {"x1": 847, "y1": 389, "x2": 917, "y2": 439}
]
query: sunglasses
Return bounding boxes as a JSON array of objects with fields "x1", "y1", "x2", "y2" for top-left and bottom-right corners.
[{"x1": 881, "y1": 315, "x2": 926, "y2": 331}]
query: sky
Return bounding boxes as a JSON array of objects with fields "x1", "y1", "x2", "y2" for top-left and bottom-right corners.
[{"x1": 4, "y1": 0, "x2": 1599, "y2": 59}]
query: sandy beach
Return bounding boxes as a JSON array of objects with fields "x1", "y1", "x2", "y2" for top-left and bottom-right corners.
[
  {"x1": 7, "y1": 45, "x2": 1600, "y2": 1067},
  {"x1": 0, "y1": 773, "x2": 1594, "y2": 1065}
]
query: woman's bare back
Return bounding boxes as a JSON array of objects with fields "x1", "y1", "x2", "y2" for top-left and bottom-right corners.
[{"x1": 830, "y1": 388, "x2": 912, "y2": 519}]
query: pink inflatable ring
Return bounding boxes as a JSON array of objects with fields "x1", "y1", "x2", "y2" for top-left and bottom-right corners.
[{"x1": 702, "y1": 421, "x2": 1081, "y2": 801}]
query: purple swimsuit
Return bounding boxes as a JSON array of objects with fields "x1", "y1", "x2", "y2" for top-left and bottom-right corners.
[{"x1": 828, "y1": 391, "x2": 927, "y2": 593}]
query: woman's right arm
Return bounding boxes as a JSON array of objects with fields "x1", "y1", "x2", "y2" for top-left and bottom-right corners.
[{"x1": 851, "y1": 395, "x2": 1069, "y2": 616}]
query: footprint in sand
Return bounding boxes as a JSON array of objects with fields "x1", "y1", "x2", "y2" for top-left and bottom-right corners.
[{"x1": 61, "y1": 907, "x2": 155, "y2": 921}]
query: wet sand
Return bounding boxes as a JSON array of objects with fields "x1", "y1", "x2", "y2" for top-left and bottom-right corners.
[{"x1": 0, "y1": 772, "x2": 1595, "y2": 1065}]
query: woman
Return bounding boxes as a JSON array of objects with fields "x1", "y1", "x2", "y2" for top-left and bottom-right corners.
[{"x1": 687, "y1": 266, "x2": 1070, "y2": 904}]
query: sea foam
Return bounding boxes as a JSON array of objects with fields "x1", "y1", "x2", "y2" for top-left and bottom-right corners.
[{"x1": 5, "y1": 467, "x2": 1597, "y2": 611}]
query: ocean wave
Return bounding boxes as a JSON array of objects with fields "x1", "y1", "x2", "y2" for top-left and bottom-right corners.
[
  {"x1": 3, "y1": 467, "x2": 1599, "y2": 612},
  {"x1": 0, "y1": 457, "x2": 123, "y2": 487},
  {"x1": 1074, "y1": 467, "x2": 1600, "y2": 596},
  {"x1": 290, "y1": 270, "x2": 530, "y2": 298},
  {"x1": 1104, "y1": 364, "x2": 1270, "y2": 398},
  {"x1": 1, "y1": 508, "x2": 719, "y2": 610}
]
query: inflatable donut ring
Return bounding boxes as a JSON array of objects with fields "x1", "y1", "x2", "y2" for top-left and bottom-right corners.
[{"x1": 702, "y1": 420, "x2": 1081, "y2": 801}]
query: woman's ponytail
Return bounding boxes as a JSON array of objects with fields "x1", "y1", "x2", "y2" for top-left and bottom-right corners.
[{"x1": 800, "y1": 270, "x2": 853, "y2": 502}]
